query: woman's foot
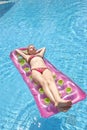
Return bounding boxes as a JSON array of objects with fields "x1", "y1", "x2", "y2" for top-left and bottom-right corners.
[
  {"x1": 54, "y1": 102, "x2": 58, "y2": 107},
  {"x1": 56, "y1": 99, "x2": 72, "y2": 112},
  {"x1": 58, "y1": 105, "x2": 72, "y2": 112}
]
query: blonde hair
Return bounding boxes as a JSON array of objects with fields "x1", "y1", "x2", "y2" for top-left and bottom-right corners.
[{"x1": 27, "y1": 44, "x2": 36, "y2": 54}]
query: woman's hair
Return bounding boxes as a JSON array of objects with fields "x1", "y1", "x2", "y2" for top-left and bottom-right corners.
[
  {"x1": 28, "y1": 44, "x2": 34, "y2": 48},
  {"x1": 27, "y1": 44, "x2": 36, "y2": 54}
]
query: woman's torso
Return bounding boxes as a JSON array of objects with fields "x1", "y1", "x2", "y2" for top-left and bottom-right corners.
[{"x1": 29, "y1": 55, "x2": 47, "y2": 69}]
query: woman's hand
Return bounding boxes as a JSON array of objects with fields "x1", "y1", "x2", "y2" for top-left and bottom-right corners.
[
  {"x1": 15, "y1": 49, "x2": 30, "y2": 62},
  {"x1": 36, "y1": 47, "x2": 46, "y2": 53},
  {"x1": 36, "y1": 47, "x2": 46, "y2": 56},
  {"x1": 15, "y1": 49, "x2": 20, "y2": 53}
]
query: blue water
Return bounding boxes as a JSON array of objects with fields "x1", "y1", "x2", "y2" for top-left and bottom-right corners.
[
  {"x1": 0, "y1": 0, "x2": 87, "y2": 130},
  {"x1": 0, "y1": 1, "x2": 15, "y2": 18}
]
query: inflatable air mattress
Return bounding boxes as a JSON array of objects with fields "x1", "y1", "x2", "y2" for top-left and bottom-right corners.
[{"x1": 10, "y1": 48, "x2": 86, "y2": 118}]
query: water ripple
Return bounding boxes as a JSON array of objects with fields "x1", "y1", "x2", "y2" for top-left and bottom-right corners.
[{"x1": 57, "y1": 1, "x2": 87, "y2": 42}]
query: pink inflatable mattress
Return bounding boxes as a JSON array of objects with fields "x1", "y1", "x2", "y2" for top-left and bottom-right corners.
[{"x1": 10, "y1": 48, "x2": 86, "y2": 118}]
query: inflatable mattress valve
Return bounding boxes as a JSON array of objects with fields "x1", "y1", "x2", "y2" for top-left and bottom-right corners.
[
  {"x1": 39, "y1": 88, "x2": 44, "y2": 94},
  {"x1": 44, "y1": 98, "x2": 51, "y2": 105},
  {"x1": 53, "y1": 73, "x2": 56, "y2": 80},
  {"x1": 58, "y1": 79, "x2": 64, "y2": 86},
  {"x1": 65, "y1": 87, "x2": 72, "y2": 94},
  {"x1": 24, "y1": 67, "x2": 30, "y2": 72}
]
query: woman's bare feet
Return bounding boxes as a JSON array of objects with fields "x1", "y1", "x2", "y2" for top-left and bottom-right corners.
[{"x1": 56, "y1": 99, "x2": 72, "y2": 112}]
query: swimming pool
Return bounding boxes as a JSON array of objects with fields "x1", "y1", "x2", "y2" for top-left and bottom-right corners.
[
  {"x1": 0, "y1": 1, "x2": 15, "y2": 18},
  {"x1": 0, "y1": 0, "x2": 87, "y2": 130}
]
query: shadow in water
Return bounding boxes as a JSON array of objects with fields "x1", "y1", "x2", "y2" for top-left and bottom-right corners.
[
  {"x1": 29, "y1": 117, "x2": 62, "y2": 130},
  {"x1": 0, "y1": 2, "x2": 15, "y2": 18}
]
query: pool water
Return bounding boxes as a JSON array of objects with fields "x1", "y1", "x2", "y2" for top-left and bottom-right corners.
[
  {"x1": 0, "y1": 1, "x2": 15, "y2": 18},
  {"x1": 0, "y1": 0, "x2": 87, "y2": 130}
]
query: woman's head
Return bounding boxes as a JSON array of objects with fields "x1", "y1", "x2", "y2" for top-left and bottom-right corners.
[{"x1": 27, "y1": 45, "x2": 37, "y2": 55}]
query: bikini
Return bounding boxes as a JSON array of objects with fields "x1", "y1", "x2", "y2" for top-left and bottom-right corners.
[
  {"x1": 29, "y1": 55, "x2": 48, "y2": 74},
  {"x1": 32, "y1": 67, "x2": 48, "y2": 74}
]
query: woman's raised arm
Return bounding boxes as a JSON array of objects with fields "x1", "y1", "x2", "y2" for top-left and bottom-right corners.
[
  {"x1": 16, "y1": 49, "x2": 30, "y2": 62},
  {"x1": 36, "y1": 47, "x2": 46, "y2": 57}
]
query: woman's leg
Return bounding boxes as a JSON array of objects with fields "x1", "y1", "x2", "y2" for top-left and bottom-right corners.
[
  {"x1": 42, "y1": 69, "x2": 61, "y2": 102},
  {"x1": 31, "y1": 70, "x2": 56, "y2": 105},
  {"x1": 43, "y1": 69, "x2": 72, "y2": 109}
]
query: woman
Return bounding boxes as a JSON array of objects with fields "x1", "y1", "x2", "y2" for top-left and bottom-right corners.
[{"x1": 16, "y1": 45, "x2": 72, "y2": 112}]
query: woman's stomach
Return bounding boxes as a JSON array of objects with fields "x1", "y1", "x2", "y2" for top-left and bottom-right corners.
[{"x1": 30, "y1": 57, "x2": 47, "y2": 69}]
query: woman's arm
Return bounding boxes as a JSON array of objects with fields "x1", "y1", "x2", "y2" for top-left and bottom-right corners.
[
  {"x1": 36, "y1": 48, "x2": 44, "y2": 53},
  {"x1": 36, "y1": 47, "x2": 46, "y2": 57},
  {"x1": 16, "y1": 49, "x2": 30, "y2": 62}
]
